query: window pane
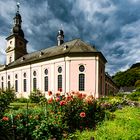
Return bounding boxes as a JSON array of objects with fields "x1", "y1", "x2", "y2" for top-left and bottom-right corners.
[
  {"x1": 79, "y1": 74, "x2": 85, "y2": 91},
  {"x1": 44, "y1": 76, "x2": 48, "y2": 91},
  {"x1": 8, "y1": 81, "x2": 10, "y2": 90},
  {"x1": 33, "y1": 78, "x2": 37, "y2": 91},
  {"x1": 44, "y1": 69, "x2": 48, "y2": 75},
  {"x1": 23, "y1": 79, "x2": 27, "y2": 92},
  {"x1": 79, "y1": 65, "x2": 85, "y2": 72},
  {"x1": 58, "y1": 75, "x2": 62, "y2": 90},
  {"x1": 1, "y1": 82, "x2": 4, "y2": 91},
  {"x1": 15, "y1": 80, "x2": 18, "y2": 92}
]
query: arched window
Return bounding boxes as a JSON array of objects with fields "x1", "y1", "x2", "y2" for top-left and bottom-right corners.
[
  {"x1": 23, "y1": 73, "x2": 27, "y2": 92},
  {"x1": 15, "y1": 74, "x2": 18, "y2": 92},
  {"x1": 1, "y1": 76, "x2": 4, "y2": 91},
  {"x1": 7, "y1": 75, "x2": 10, "y2": 90},
  {"x1": 79, "y1": 74, "x2": 85, "y2": 91},
  {"x1": 33, "y1": 71, "x2": 37, "y2": 91},
  {"x1": 58, "y1": 67, "x2": 62, "y2": 91},
  {"x1": 44, "y1": 69, "x2": 48, "y2": 91},
  {"x1": 79, "y1": 65, "x2": 85, "y2": 91},
  {"x1": 58, "y1": 75, "x2": 62, "y2": 91}
]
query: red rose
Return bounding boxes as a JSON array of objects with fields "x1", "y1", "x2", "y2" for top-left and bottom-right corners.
[
  {"x1": 56, "y1": 97, "x2": 60, "y2": 102},
  {"x1": 2, "y1": 116, "x2": 9, "y2": 121},
  {"x1": 48, "y1": 98, "x2": 53, "y2": 104},
  {"x1": 60, "y1": 100, "x2": 66, "y2": 106},
  {"x1": 80, "y1": 112, "x2": 86, "y2": 118}
]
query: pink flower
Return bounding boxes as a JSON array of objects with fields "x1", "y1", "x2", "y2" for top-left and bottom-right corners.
[
  {"x1": 60, "y1": 100, "x2": 67, "y2": 106},
  {"x1": 56, "y1": 97, "x2": 60, "y2": 102},
  {"x1": 48, "y1": 98, "x2": 53, "y2": 104},
  {"x1": 2, "y1": 116, "x2": 9, "y2": 121},
  {"x1": 80, "y1": 112, "x2": 86, "y2": 118}
]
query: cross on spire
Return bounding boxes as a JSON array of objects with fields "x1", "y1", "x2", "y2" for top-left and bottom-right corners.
[{"x1": 16, "y1": 1, "x2": 20, "y2": 13}]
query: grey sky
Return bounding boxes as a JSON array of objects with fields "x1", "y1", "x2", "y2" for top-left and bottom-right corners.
[{"x1": 0, "y1": 0, "x2": 140, "y2": 75}]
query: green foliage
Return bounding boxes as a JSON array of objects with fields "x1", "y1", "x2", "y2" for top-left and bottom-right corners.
[
  {"x1": 113, "y1": 69, "x2": 140, "y2": 87},
  {"x1": 69, "y1": 106, "x2": 140, "y2": 140},
  {"x1": 135, "y1": 80, "x2": 140, "y2": 88},
  {"x1": 127, "y1": 91, "x2": 140, "y2": 101},
  {"x1": 15, "y1": 97, "x2": 28, "y2": 103},
  {"x1": 0, "y1": 92, "x2": 106, "y2": 139},
  {"x1": 0, "y1": 89, "x2": 15, "y2": 118},
  {"x1": 29, "y1": 90, "x2": 45, "y2": 103}
]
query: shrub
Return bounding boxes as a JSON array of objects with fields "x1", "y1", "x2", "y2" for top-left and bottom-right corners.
[
  {"x1": 15, "y1": 97, "x2": 28, "y2": 103},
  {"x1": 29, "y1": 90, "x2": 45, "y2": 103},
  {"x1": 127, "y1": 91, "x2": 140, "y2": 101},
  {"x1": 0, "y1": 89, "x2": 15, "y2": 118},
  {"x1": 0, "y1": 91, "x2": 106, "y2": 139}
]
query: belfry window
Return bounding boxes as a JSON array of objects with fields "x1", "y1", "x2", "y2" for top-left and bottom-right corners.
[
  {"x1": 44, "y1": 69, "x2": 48, "y2": 92},
  {"x1": 79, "y1": 65, "x2": 85, "y2": 91}
]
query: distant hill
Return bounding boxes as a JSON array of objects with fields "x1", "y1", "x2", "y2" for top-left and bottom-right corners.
[{"x1": 112, "y1": 62, "x2": 140, "y2": 88}]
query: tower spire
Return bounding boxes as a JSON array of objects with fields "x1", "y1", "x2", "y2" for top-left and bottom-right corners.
[
  {"x1": 16, "y1": 2, "x2": 20, "y2": 13},
  {"x1": 57, "y1": 25, "x2": 64, "y2": 46},
  {"x1": 11, "y1": 1, "x2": 24, "y2": 38}
]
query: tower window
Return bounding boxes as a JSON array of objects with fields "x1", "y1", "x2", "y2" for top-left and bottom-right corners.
[{"x1": 79, "y1": 74, "x2": 85, "y2": 91}]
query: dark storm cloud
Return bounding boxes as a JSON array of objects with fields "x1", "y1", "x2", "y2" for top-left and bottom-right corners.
[{"x1": 0, "y1": 0, "x2": 140, "y2": 75}]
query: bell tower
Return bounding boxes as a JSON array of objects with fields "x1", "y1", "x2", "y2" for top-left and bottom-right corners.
[{"x1": 5, "y1": 2, "x2": 28, "y2": 65}]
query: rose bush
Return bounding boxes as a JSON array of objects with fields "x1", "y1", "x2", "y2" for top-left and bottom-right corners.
[{"x1": 1, "y1": 91, "x2": 106, "y2": 139}]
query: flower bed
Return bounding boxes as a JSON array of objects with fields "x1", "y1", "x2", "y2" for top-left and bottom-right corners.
[{"x1": 0, "y1": 91, "x2": 106, "y2": 140}]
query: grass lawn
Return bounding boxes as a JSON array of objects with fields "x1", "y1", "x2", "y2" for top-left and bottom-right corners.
[
  {"x1": 10, "y1": 102, "x2": 36, "y2": 109},
  {"x1": 68, "y1": 106, "x2": 140, "y2": 140}
]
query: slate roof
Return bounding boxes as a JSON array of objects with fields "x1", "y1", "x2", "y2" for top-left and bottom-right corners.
[{"x1": 0, "y1": 39, "x2": 107, "y2": 70}]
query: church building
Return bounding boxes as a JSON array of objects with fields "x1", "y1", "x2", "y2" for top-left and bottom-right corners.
[{"x1": 0, "y1": 4, "x2": 118, "y2": 98}]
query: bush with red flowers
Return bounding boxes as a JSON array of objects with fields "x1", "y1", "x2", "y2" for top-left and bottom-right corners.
[{"x1": 0, "y1": 91, "x2": 106, "y2": 139}]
